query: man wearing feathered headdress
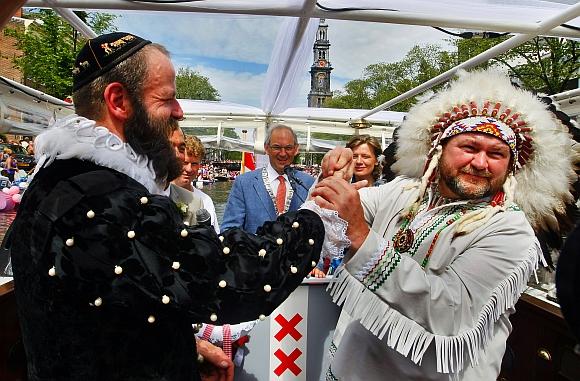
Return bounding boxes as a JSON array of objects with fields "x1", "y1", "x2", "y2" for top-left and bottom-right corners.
[{"x1": 311, "y1": 69, "x2": 577, "y2": 380}]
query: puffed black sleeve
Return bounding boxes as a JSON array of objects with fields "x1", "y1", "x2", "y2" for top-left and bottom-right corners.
[{"x1": 42, "y1": 170, "x2": 323, "y2": 325}]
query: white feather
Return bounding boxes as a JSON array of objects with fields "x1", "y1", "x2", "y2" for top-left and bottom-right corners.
[{"x1": 393, "y1": 69, "x2": 575, "y2": 234}]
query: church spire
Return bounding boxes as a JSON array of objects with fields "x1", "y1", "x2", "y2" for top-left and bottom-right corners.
[{"x1": 308, "y1": 18, "x2": 333, "y2": 108}]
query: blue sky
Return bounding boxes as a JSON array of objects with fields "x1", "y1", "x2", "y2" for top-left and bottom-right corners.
[{"x1": 113, "y1": 11, "x2": 455, "y2": 108}]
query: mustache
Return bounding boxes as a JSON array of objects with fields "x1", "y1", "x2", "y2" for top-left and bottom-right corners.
[{"x1": 460, "y1": 166, "x2": 492, "y2": 178}]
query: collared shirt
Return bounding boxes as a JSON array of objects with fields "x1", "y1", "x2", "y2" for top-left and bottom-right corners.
[{"x1": 266, "y1": 162, "x2": 289, "y2": 201}]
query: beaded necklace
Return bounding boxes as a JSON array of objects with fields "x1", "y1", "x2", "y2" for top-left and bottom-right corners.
[
  {"x1": 392, "y1": 189, "x2": 490, "y2": 268},
  {"x1": 261, "y1": 167, "x2": 293, "y2": 215}
]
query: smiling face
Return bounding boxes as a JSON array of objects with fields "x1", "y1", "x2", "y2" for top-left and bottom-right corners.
[
  {"x1": 438, "y1": 132, "x2": 511, "y2": 199},
  {"x1": 170, "y1": 132, "x2": 204, "y2": 191},
  {"x1": 140, "y1": 48, "x2": 184, "y2": 126},
  {"x1": 174, "y1": 150, "x2": 200, "y2": 191},
  {"x1": 264, "y1": 127, "x2": 299, "y2": 174},
  {"x1": 124, "y1": 47, "x2": 184, "y2": 184},
  {"x1": 352, "y1": 143, "x2": 378, "y2": 183}
]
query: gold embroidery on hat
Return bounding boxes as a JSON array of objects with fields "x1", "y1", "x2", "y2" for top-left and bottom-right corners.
[
  {"x1": 72, "y1": 60, "x2": 90, "y2": 75},
  {"x1": 101, "y1": 35, "x2": 137, "y2": 57}
]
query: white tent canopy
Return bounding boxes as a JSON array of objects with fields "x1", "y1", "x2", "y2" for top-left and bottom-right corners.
[
  {"x1": 23, "y1": 0, "x2": 580, "y2": 38},
  {"x1": 179, "y1": 99, "x2": 404, "y2": 152},
  {"x1": 0, "y1": 76, "x2": 73, "y2": 135}
]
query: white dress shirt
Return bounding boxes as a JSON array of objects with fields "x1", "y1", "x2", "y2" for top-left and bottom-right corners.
[{"x1": 266, "y1": 162, "x2": 289, "y2": 201}]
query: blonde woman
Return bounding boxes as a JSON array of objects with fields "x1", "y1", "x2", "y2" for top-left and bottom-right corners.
[
  {"x1": 310, "y1": 135, "x2": 384, "y2": 278},
  {"x1": 346, "y1": 134, "x2": 382, "y2": 186}
]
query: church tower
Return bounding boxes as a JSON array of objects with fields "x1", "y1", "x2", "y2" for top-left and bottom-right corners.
[{"x1": 308, "y1": 19, "x2": 333, "y2": 108}]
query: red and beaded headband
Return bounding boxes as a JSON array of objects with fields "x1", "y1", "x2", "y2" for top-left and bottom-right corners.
[{"x1": 430, "y1": 101, "x2": 533, "y2": 171}]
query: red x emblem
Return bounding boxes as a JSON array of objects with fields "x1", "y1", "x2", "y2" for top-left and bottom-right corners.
[
  {"x1": 274, "y1": 313, "x2": 303, "y2": 341},
  {"x1": 274, "y1": 348, "x2": 302, "y2": 376}
]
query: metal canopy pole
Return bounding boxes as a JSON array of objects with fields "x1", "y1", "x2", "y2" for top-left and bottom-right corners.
[
  {"x1": 551, "y1": 87, "x2": 580, "y2": 102},
  {"x1": 46, "y1": 0, "x2": 97, "y2": 38},
  {"x1": 311, "y1": 8, "x2": 580, "y2": 39},
  {"x1": 356, "y1": 1, "x2": 580, "y2": 120}
]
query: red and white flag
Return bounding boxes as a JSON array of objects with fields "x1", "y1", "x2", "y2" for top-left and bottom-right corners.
[
  {"x1": 241, "y1": 151, "x2": 255, "y2": 174},
  {"x1": 269, "y1": 287, "x2": 308, "y2": 380}
]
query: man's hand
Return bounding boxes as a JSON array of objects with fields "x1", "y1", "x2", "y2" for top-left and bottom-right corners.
[
  {"x1": 311, "y1": 177, "x2": 370, "y2": 251},
  {"x1": 321, "y1": 147, "x2": 354, "y2": 180},
  {"x1": 309, "y1": 267, "x2": 326, "y2": 278},
  {"x1": 196, "y1": 338, "x2": 234, "y2": 381}
]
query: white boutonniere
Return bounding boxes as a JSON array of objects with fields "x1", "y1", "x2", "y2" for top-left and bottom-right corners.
[{"x1": 176, "y1": 201, "x2": 189, "y2": 217}]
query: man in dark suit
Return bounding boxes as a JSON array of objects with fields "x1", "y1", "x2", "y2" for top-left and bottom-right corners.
[{"x1": 222, "y1": 125, "x2": 314, "y2": 233}]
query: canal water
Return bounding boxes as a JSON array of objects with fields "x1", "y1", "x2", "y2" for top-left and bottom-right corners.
[{"x1": 194, "y1": 180, "x2": 233, "y2": 225}]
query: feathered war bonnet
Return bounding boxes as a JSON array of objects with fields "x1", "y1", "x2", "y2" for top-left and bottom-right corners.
[{"x1": 392, "y1": 68, "x2": 577, "y2": 236}]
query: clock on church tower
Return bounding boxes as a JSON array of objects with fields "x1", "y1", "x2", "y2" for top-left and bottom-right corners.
[{"x1": 308, "y1": 19, "x2": 333, "y2": 108}]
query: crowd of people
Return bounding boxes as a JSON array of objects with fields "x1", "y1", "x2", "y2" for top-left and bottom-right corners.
[
  {"x1": 0, "y1": 137, "x2": 34, "y2": 182},
  {"x1": 3, "y1": 31, "x2": 580, "y2": 381},
  {"x1": 188, "y1": 161, "x2": 321, "y2": 184}
]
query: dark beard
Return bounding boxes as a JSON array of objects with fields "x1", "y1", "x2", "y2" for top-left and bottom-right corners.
[
  {"x1": 125, "y1": 99, "x2": 182, "y2": 185},
  {"x1": 439, "y1": 162, "x2": 496, "y2": 200},
  {"x1": 444, "y1": 175, "x2": 491, "y2": 199}
]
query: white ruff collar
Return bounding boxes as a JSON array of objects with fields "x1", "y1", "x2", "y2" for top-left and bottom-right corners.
[{"x1": 33, "y1": 115, "x2": 166, "y2": 195}]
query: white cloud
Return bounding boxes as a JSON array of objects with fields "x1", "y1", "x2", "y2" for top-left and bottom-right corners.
[
  {"x1": 330, "y1": 77, "x2": 349, "y2": 94},
  {"x1": 113, "y1": 12, "x2": 457, "y2": 105},
  {"x1": 181, "y1": 64, "x2": 266, "y2": 107},
  {"x1": 327, "y1": 20, "x2": 456, "y2": 80},
  {"x1": 114, "y1": 11, "x2": 280, "y2": 64}
]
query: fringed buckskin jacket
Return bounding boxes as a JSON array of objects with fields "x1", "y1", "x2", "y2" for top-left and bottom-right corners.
[
  {"x1": 9, "y1": 116, "x2": 323, "y2": 381},
  {"x1": 326, "y1": 177, "x2": 541, "y2": 381}
]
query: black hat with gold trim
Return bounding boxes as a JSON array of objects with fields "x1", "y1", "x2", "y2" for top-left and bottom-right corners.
[{"x1": 72, "y1": 32, "x2": 151, "y2": 91}]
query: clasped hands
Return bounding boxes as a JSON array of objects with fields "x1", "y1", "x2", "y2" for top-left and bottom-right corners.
[{"x1": 311, "y1": 147, "x2": 370, "y2": 251}]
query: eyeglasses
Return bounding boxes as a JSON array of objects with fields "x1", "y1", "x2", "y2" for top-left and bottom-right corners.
[{"x1": 269, "y1": 144, "x2": 296, "y2": 152}]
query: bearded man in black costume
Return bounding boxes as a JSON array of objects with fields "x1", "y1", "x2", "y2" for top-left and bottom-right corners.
[{"x1": 8, "y1": 33, "x2": 324, "y2": 381}]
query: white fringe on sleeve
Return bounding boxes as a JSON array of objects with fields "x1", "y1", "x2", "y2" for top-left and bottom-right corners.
[{"x1": 327, "y1": 239, "x2": 542, "y2": 374}]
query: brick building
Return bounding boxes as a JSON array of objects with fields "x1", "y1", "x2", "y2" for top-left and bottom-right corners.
[{"x1": 0, "y1": 8, "x2": 24, "y2": 83}]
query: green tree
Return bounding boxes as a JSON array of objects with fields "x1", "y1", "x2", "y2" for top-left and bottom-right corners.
[
  {"x1": 186, "y1": 127, "x2": 239, "y2": 139},
  {"x1": 326, "y1": 79, "x2": 374, "y2": 110},
  {"x1": 326, "y1": 36, "x2": 578, "y2": 113},
  {"x1": 325, "y1": 44, "x2": 456, "y2": 112},
  {"x1": 311, "y1": 132, "x2": 352, "y2": 142},
  {"x1": 4, "y1": 9, "x2": 116, "y2": 100},
  {"x1": 455, "y1": 36, "x2": 579, "y2": 94},
  {"x1": 175, "y1": 67, "x2": 220, "y2": 101}
]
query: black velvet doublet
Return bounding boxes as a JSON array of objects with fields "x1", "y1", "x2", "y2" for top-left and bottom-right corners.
[{"x1": 9, "y1": 159, "x2": 323, "y2": 381}]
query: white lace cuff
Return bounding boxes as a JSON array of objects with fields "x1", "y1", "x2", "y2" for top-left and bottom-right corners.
[
  {"x1": 194, "y1": 320, "x2": 257, "y2": 345},
  {"x1": 300, "y1": 200, "x2": 350, "y2": 260}
]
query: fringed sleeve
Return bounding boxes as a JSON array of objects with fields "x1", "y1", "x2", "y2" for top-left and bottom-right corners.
[{"x1": 328, "y1": 211, "x2": 540, "y2": 374}]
